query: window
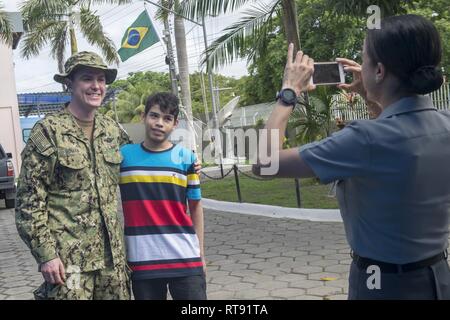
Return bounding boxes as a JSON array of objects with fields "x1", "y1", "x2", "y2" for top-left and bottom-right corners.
[{"x1": 22, "y1": 129, "x2": 32, "y2": 144}]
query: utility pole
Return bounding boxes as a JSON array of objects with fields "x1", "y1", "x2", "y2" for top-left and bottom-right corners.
[
  {"x1": 199, "y1": 71, "x2": 209, "y2": 118},
  {"x1": 173, "y1": 0, "x2": 196, "y2": 154},
  {"x1": 162, "y1": 17, "x2": 179, "y2": 97},
  {"x1": 202, "y1": 15, "x2": 224, "y2": 176}
]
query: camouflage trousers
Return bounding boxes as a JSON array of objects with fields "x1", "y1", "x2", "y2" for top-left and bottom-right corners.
[{"x1": 33, "y1": 264, "x2": 131, "y2": 300}]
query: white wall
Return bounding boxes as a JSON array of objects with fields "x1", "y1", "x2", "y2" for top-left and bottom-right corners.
[{"x1": 0, "y1": 42, "x2": 23, "y2": 174}]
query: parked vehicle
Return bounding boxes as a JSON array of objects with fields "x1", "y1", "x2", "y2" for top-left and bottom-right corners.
[{"x1": 0, "y1": 143, "x2": 16, "y2": 208}]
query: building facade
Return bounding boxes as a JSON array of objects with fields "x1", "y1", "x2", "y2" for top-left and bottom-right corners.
[{"x1": 0, "y1": 12, "x2": 23, "y2": 174}]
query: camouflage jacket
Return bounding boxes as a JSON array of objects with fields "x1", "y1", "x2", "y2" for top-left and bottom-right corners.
[{"x1": 15, "y1": 109, "x2": 131, "y2": 272}]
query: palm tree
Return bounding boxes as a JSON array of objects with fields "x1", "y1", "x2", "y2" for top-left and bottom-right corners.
[
  {"x1": 181, "y1": 0, "x2": 408, "y2": 71},
  {"x1": 288, "y1": 86, "x2": 338, "y2": 144},
  {"x1": 156, "y1": 0, "x2": 196, "y2": 152},
  {"x1": 0, "y1": 1, "x2": 13, "y2": 46},
  {"x1": 20, "y1": 0, "x2": 131, "y2": 74},
  {"x1": 111, "y1": 82, "x2": 148, "y2": 123},
  {"x1": 181, "y1": 0, "x2": 300, "y2": 71},
  {"x1": 173, "y1": 0, "x2": 194, "y2": 125}
]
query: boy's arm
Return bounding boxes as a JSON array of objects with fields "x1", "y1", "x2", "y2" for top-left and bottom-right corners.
[{"x1": 188, "y1": 200, "x2": 205, "y2": 272}]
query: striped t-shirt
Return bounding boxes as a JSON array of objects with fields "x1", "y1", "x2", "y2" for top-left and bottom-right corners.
[{"x1": 119, "y1": 143, "x2": 202, "y2": 280}]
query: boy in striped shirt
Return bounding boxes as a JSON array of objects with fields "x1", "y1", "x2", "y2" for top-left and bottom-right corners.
[{"x1": 119, "y1": 92, "x2": 206, "y2": 300}]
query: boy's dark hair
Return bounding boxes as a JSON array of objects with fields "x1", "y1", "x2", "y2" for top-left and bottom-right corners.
[{"x1": 144, "y1": 92, "x2": 180, "y2": 120}]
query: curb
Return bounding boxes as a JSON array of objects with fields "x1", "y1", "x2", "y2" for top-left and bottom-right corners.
[{"x1": 202, "y1": 198, "x2": 342, "y2": 222}]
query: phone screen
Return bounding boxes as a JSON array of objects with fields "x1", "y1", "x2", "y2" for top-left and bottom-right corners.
[{"x1": 313, "y1": 63, "x2": 342, "y2": 84}]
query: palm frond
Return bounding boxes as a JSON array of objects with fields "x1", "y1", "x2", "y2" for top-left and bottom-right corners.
[
  {"x1": 155, "y1": 0, "x2": 174, "y2": 21},
  {"x1": 20, "y1": 0, "x2": 69, "y2": 28},
  {"x1": 79, "y1": 8, "x2": 119, "y2": 65},
  {"x1": 20, "y1": 19, "x2": 62, "y2": 59},
  {"x1": 78, "y1": 0, "x2": 132, "y2": 6},
  {"x1": 201, "y1": 0, "x2": 280, "y2": 71},
  {"x1": 0, "y1": 3, "x2": 13, "y2": 45},
  {"x1": 50, "y1": 22, "x2": 68, "y2": 73},
  {"x1": 289, "y1": 86, "x2": 338, "y2": 143},
  {"x1": 181, "y1": 0, "x2": 259, "y2": 21}
]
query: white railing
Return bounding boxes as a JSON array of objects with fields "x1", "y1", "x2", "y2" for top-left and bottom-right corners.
[
  {"x1": 429, "y1": 82, "x2": 450, "y2": 111},
  {"x1": 331, "y1": 94, "x2": 370, "y2": 121},
  {"x1": 331, "y1": 82, "x2": 450, "y2": 121}
]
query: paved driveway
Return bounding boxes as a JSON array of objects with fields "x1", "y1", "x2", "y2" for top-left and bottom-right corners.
[{"x1": 1, "y1": 200, "x2": 352, "y2": 300}]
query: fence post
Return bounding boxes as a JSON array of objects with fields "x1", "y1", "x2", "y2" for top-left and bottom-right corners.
[
  {"x1": 220, "y1": 163, "x2": 224, "y2": 178},
  {"x1": 295, "y1": 178, "x2": 301, "y2": 208},
  {"x1": 233, "y1": 164, "x2": 242, "y2": 203}
]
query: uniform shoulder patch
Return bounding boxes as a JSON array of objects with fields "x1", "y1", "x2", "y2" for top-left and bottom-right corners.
[{"x1": 29, "y1": 126, "x2": 55, "y2": 156}]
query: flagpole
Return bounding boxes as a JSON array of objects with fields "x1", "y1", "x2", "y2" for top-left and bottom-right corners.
[
  {"x1": 143, "y1": 0, "x2": 202, "y2": 26},
  {"x1": 142, "y1": 2, "x2": 178, "y2": 97}
]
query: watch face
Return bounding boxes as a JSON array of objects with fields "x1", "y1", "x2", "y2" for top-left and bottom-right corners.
[{"x1": 283, "y1": 90, "x2": 296, "y2": 101}]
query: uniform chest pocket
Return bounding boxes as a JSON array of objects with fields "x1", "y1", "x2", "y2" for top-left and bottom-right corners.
[
  {"x1": 56, "y1": 148, "x2": 91, "y2": 191},
  {"x1": 102, "y1": 149, "x2": 122, "y2": 184}
]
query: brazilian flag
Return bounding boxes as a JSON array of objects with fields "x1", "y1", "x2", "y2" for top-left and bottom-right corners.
[{"x1": 118, "y1": 10, "x2": 160, "y2": 62}]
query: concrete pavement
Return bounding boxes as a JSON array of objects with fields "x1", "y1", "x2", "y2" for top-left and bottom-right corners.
[
  {"x1": 202, "y1": 208, "x2": 350, "y2": 300},
  {"x1": 0, "y1": 202, "x2": 41, "y2": 300},
  {"x1": 0, "y1": 199, "x2": 351, "y2": 300}
]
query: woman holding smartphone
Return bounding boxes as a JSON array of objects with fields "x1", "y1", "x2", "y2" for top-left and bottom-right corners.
[{"x1": 254, "y1": 14, "x2": 450, "y2": 299}]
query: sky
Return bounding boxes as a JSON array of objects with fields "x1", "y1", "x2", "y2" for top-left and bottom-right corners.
[{"x1": 4, "y1": 0, "x2": 253, "y2": 93}]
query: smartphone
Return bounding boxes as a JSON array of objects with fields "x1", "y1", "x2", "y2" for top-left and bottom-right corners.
[{"x1": 311, "y1": 62, "x2": 345, "y2": 86}]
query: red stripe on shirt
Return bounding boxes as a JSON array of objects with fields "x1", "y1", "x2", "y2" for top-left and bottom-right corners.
[
  {"x1": 122, "y1": 200, "x2": 190, "y2": 227},
  {"x1": 130, "y1": 261, "x2": 204, "y2": 271}
]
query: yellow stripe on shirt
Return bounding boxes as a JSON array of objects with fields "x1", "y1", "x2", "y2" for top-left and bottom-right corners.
[
  {"x1": 120, "y1": 175, "x2": 187, "y2": 187},
  {"x1": 187, "y1": 174, "x2": 199, "y2": 182}
]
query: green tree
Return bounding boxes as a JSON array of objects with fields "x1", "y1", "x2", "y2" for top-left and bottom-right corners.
[
  {"x1": 182, "y1": 0, "x2": 301, "y2": 71},
  {"x1": 327, "y1": 0, "x2": 449, "y2": 76},
  {"x1": 325, "y1": 0, "x2": 410, "y2": 16},
  {"x1": 101, "y1": 70, "x2": 249, "y2": 123},
  {"x1": 238, "y1": 0, "x2": 366, "y2": 106},
  {"x1": 181, "y1": 0, "x2": 406, "y2": 71},
  {"x1": 406, "y1": 0, "x2": 450, "y2": 78},
  {"x1": 190, "y1": 72, "x2": 243, "y2": 119},
  {"x1": 0, "y1": 1, "x2": 13, "y2": 46},
  {"x1": 20, "y1": 0, "x2": 131, "y2": 73},
  {"x1": 242, "y1": 27, "x2": 286, "y2": 105},
  {"x1": 289, "y1": 86, "x2": 338, "y2": 145},
  {"x1": 298, "y1": 0, "x2": 365, "y2": 62},
  {"x1": 101, "y1": 71, "x2": 171, "y2": 123},
  {"x1": 235, "y1": 0, "x2": 409, "y2": 144}
]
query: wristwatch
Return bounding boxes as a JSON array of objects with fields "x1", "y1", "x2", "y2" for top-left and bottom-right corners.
[{"x1": 276, "y1": 88, "x2": 298, "y2": 107}]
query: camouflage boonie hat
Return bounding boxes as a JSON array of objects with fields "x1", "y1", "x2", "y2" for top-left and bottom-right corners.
[{"x1": 54, "y1": 51, "x2": 117, "y2": 84}]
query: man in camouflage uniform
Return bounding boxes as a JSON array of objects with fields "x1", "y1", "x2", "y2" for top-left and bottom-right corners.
[{"x1": 15, "y1": 52, "x2": 131, "y2": 299}]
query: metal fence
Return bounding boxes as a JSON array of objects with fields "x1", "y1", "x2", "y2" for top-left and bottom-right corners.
[
  {"x1": 200, "y1": 165, "x2": 305, "y2": 207},
  {"x1": 331, "y1": 95, "x2": 370, "y2": 121},
  {"x1": 430, "y1": 82, "x2": 450, "y2": 111},
  {"x1": 330, "y1": 82, "x2": 450, "y2": 121}
]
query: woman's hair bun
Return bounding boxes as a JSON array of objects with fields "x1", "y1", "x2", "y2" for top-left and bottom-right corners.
[{"x1": 407, "y1": 66, "x2": 444, "y2": 95}]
